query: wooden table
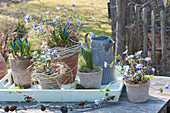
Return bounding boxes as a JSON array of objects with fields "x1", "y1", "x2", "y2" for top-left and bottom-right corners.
[{"x1": 0, "y1": 76, "x2": 169, "y2": 113}]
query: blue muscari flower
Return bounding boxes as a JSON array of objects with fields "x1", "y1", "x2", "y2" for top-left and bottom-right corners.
[
  {"x1": 33, "y1": 27, "x2": 37, "y2": 31},
  {"x1": 83, "y1": 25, "x2": 86, "y2": 28},
  {"x1": 152, "y1": 68, "x2": 155, "y2": 72},
  {"x1": 128, "y1": 55, "x2": 134, "y2": 59},
  {"x1": 19, "y1": 45, "x2": 22, "y2": 49},
  {"x1": 95, "y1": 99, "x2": 100, "y2": 105},
  {"x1": 25, "y1": 14, "x2": 30, "y2": 23},
  {"x1": 123, "y1": 50, "x2": 128, "y2": 55},
  {"x1": 144, "y1": 57, "x2": 151, "y2": 62},
  {"x1": 77, "y1": 20, "x2": 81, "y2": 23},
  {"x1": 55, "y1": 16, "x2": 59, "y2": 20},
  {"x1": 72, "y1": 3, "x2": 75, "y2": 7},
  {"x1": 46, "y1": 11, "x2": 50, "y2": 15},
  {"x1": 136, "y1": 76, "x2": 140, "y2": 80},
  {"x1": 69, "y1": 21, "x2": 72, "y2": 25},
  {"x1": 89, "y1": 32, "x2": 95, "y2": 37},
  {"x1": 136, "y1": 64, "x2": 143, "y2": 69},
  {"x1": 64, "y1": 28, "x2": 66, "y2": 34},
  {"x1": 33, "y1": 23, "x2": 37, "y2": 28},
  {"x1": 25, "y1": 38, "x2": 28, "y2": 44},
  {"x1": 40, "y1": 28, "x2": 44, "y2": 32},
  {"x1": 77, "y1": 15, "x2": 79, "y2": 18},
  {"x1": 122, "y1": 77, "x2": 125, "y2": 80},
  {"x1": 41, "y1": 51, "x2": 45, "y2": 54},
  {"x1": 72, "y1": 28, "x2": 74, "y2": 31},
  {"x1": 64, "y1": 9, "x2": 67, "y2": 12},
  {"x1": 18, "y1": 36, "x2": 21, "y2": 42},
  {"x1": 53, "y1": 30, "x2": 56, "y2": 36},
  {"x1": 59, "y1": 27, "x2": 62, "y2": 31},
  {"x1": 65, "y1": 23, "x2": 68, "y2": 26},
  {"x1": 121, "y1": 64, "x2": 124, "y2": 68},
  {"x1": 69, "y1": 16, "x2": 72, "y2": 19},
  {"x1": 48, "y1": 49, "x2": 53, "y2": 53},
  {"x1": 13, "y1": 42, "x2": 16, "y2": 49},
  {"x1": 53, "y1": 20, "x2": 57, "y2": 23}
]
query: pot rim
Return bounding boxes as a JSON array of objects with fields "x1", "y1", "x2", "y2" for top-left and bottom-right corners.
[
  {"x1": 9, "y1": 57, "x2": 32, "y2": 60},
  {"x1": 78, "y1": 68, "x2": 103, "y2": 74},
  {"x1": 124, "y1": 79, "x2": 150, "y2": 87}
]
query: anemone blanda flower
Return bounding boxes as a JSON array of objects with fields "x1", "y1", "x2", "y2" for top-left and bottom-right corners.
[
  {"x1": 128, "y1": 55, "x2": 134, "y2": 59},
  {"x1": 136, "y1": 76, "x2": 140, "y2": 80},
  {"x1": 77, "y1": 20, "x2": 81, "y2": 23},
  {"x1": 123, "y1": 50, "x2": 128, "y2": 54},
  {"x1": 41, "y1": 51, "x2": 45, "y2": 55},
  {"x1": 53, "y1": 20, "x2": 57, "y2": 23},
  {"x1": 136, "y1": 64, "x2": 143, "y2": 69},
  {"x1": 136, "y1": 50, "x2": 142, "y2": 56},
  {"x1": 64, "y1": 9, "x2": 67, "y2": 12},
  {"x1": 48, "y1": 49, "x2": 53, "y2": 53},
  {"x1": 40, "y1": 28, "x2": 44, "y2": 32},
  {"x1": 104, "y1": 61, "x2": 108, "y2": 68},
  {"x1": 89, "y1": 32, "x2": 95, "y2": 37},
  {"x1": 121, "y1": 64, "x2": 124, "y2": 68},
  {"x1": 56, "y1": 7, "x2": 61, "y2": 10},
  {"x1": 83, "y1": 25, "x2": 86, "y2": 28},
  {"x1": 46, "y1": 11, "x2": 50, "y2": 14},
  {"x1": 152, "y1": 68, "x2": 155, "y2": 72},
  {"x1": 95, "y1": 99, "x2": 100, "y2": 105},
  {"x1": 144, "y1": 57, "x2": 151, "y2": 62},
  {"x1": 165, "y1": 84, "x2": 169, "y2": 89}
]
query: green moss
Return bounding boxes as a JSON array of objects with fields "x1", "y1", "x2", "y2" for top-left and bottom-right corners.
[{"x1": 79, "y1": 64, "x2": 101, "y2": 73}]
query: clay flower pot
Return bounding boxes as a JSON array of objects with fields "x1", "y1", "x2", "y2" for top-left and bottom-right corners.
[
  {"x1": 124, "y1": 80, "x2": 150, "y2": 103},
  {"x1": 78, "y1": 68, "x2": 103, "y2": 89},
  {"x1": 9, "y1": 57, "x2": 33, "y2": 88},
  {"x1": 61, "y1": 53, "x2": 79, "y2": 84},
  {"x1": 0, "y1": 54, "x2": 8, "y2": 80}
]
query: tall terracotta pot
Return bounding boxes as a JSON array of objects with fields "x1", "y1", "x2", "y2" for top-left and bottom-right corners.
[
  {"x1": 9, "y1": 57, "x2": 33, "y2": 88},
  {"x1": 0, "y1": 54, "x2": 8, "y2": 80},
  {"x1": 61, "y1": 53, "x2": 78, "y2": 84},
  {"x1": 125, "y1": 80, "x2": 150, "y2": 103}
]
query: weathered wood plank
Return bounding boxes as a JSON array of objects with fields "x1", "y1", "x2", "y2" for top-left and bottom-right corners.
[
  {"x1": 160, "y1": 9, "x2": 167, "y2": 76},
  {"x1": 142, "y1": 8, "x2": 148, "y2": 61},
  {"x1": 115, "y1": 0, "x2": 127, "y2": 63},
  {"x1": 135, "y1": 5, "x2": 141, "y2": 51},
  {"x1": 151, "y1": 10, "x2": 157, "y2": 75}
]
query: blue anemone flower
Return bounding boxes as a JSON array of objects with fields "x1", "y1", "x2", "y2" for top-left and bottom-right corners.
[
  {"x1": 136, "y1": 76, "x2": 140, "y2": 80},
  {"x1": 64, "y1": 9, "x2": 67, "y2": 12},
  {"x1": 89, "y1": 32, "x2": 95, "y2": 37},
  {"x1": 83, "y1": 25, "x2": 86, "y2": 28},
  {"x1": 53, "y1": 20, "x2": 57, "y2": 23},
  {"x1": 121, "y1": 64, "x2": 124, "y2": 68},
  {"x1": 46, "y1": 11, "x2": 50, "y2": 15},
  {"x1": 77, "y1": 20, "x2": 81, "y2": 23},
  {"x1": 123, "y1": 50, "x2": 128, "y2": 55},
  {"x1": 136, "y1": 64, "x2": 143, "y2": 69},
  {"x1": 128, "y1": 55, "x2": 134, "y2": 59},
  {"x1": 40, "y1": 28, "x2": 44, "y2": 32},
  {"x1": 48, "y1": 49, "x2": 53, "y2": 53},
  {"x1": 144, "y1": 57, "x2": 151, "y2": 62},
  {"x1": 95, "y1": 99, "x2": 100, "y2": 105},
  {"x1": 72, "y1": 28, "x2": 74, "y2": 31}
]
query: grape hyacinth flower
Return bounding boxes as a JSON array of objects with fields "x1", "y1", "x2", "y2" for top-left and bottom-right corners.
[
  {"x1": 128, "y1": 55, "x2": 134, "y2": 59},
  {"x1": 104, "y1": 61, "x2": 108, "y2": 68},
  {"x1": 33, "y1": 23, "x2": 37, "y2": 31},
  {"x1": 72, "y1": 3, "x2": 75, "y2": 7},
  {"x1": 165, "y1": 84, "x2": 169, "y2": 89},
  {"x1": 95, "y1": 99, "x2": 100, "y2": 105},
  {"x1": 25, "y1": 14, "x2": 30, "y2": 24},
  {"x1": 121, "y1": 64, "x2": 124, "y2": 68},
  {"x1": 25, "y1": 38, "x2": 28, "y2": 44},
  {"x1": 123, "y1": 50, "x2": 128, "y2": 55},
  {"x1": 136, "y1": 64, "x2": 143, "y2": 69},
  {"x1": 144, "y1": 57, "x2": 151, "y2": 62}
]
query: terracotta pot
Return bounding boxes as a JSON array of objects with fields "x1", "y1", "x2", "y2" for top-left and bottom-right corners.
[
  {"x1": 125, "y1": 80, "x2": 150, "y2": 103},
  {"x1": 0, "y1": 54, "x2": 8, "y2": 80},
  {"x1": 9, "y1": 57, "x2": 33, "y2": 88},
  {"x1": 61, "y1": 53, "x2": 79, "y2": 84},
  {"x1": 78, "y1": 68, "x2": 103, "y2": 89}
]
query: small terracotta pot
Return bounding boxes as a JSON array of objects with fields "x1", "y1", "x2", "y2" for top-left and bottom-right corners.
[
  {"x1": 61, "y1": 53, "x2": 79, "y2": 84},
  {"x1": 0, "y1": 54, "x2": 8, "y2": 80},
  {"x1": 9, "y1": 57, "x2": 33, "y2": 88},
  {"x1": 125, "y1": 80, "x2": 150, "y2": 103},
  {"x1": 78, "y1": 68, "x2": 103, "y2": 89}
]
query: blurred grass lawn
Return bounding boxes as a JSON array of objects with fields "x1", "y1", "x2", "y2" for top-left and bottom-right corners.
[{"x1": 1, "y1": 0, "x2": 112, "y2": 50}]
